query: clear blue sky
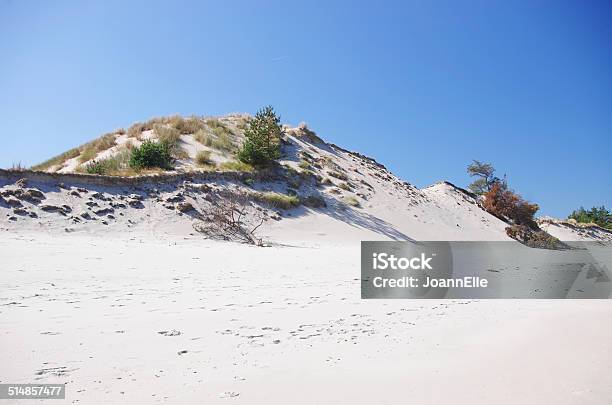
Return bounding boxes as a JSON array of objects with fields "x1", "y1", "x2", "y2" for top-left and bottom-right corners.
[{"x1": 1, "y1": 0, "x2": 610, "y2": 218}]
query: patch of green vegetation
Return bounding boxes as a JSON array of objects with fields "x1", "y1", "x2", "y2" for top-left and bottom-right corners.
[
  {"x1": 238, "y1": 106, "x2": 282, "y2": 165},
  {"x1": 298, "y1": 160, "x2": 311, "y2": 170},
  {"x1": 219, "y1": 160, "x2": 254, "y2": 172},
  {"x1": 254, "y1": 191, "x2": 300, "y2": 210},
  {"x1": 129, "y1": 140, "x2": 173, "y2": 170},
  {"x1": 568, "y1": 206, "x2": 611, "y2": 230}
]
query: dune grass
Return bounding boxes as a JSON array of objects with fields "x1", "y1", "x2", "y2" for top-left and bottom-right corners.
[
  {"x1": 195, "y1": 150, "x2": 214, "y2": 167},
  {"x1": 254, "y1": 191, "x2": 300, "y2": 209},
  {"x1": 343, "y1": 196, "x2": 360, "y2": 207},
  {"x1": 219, "y1": 160, "x2": 253, "y2": 172}
]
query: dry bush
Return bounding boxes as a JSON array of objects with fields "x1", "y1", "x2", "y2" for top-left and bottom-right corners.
[
  {"x1": 169, "y1": 115, "x2": 205, "y2": 134},
  {"x1": 483, "y1": 182, "x2": 538, "y2": 227},
  {"x1": 195, "y1": 150, "x2": 213, "y2": 167},
  {"x1": 328, "y1": 170, "x2": 348, "y2": 181},
  {"x1": 194, "y1": 129, "x2": 213, "y2": 146},
  {"x1": 506, "y1": 225, "x2": 567, "y2": 250},
  {"x1": 194, "y1": 193, "x2": 264, "y2": 245},
  {"x1": 338, "y1": 182, "x2": 351, "y2": 191}
]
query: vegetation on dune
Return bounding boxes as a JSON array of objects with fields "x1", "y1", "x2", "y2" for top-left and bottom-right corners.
[
  {"x1": 81, "y1": 148, "x2": 132, "y2": 175},
  {"x1": 467, "y1": 161, "x2": 566, "y2": 248},
  {"x1": 253, "y1": 191, "x2": 300, "y2": 209},
  {"x1": 483, "y1": 181, "x2": 539, "y2": 228},
  {"x1": 168, "y1": 115, "x2": 205, "y2": 134},
  {"x1": 194, "y1": 129, "x2": 213, "y2": 147},
  {"x1": 238, "y1": 106, "x2": 282, "y2": 165},
  {"x1": 343, "y1": 196, "x2": 360, "y2": 207},
  {"x1": 129, "y1": 140, "x2": 173, "y2": 170},
  {"x1": 219, "y1": 160, "x2": 253, "y2": 172},
  {"x1": 195, "y1": 150, "x2": 214, "y2": 168},
  {"x1": 467, "y1": 160, "x2": 497, "y2": 195},
  {"x1": 568, "y1": 206, "x2": 611, "y2": 229},
  {"x1": 31, "y1": 148, "x2": 81, "y2": 171}
]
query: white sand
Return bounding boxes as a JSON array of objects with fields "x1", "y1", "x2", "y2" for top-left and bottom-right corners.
[{"x1": 1, "y1": 233, "x2": 611, "y2": 404}]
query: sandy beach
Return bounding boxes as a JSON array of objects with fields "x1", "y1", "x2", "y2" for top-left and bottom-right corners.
[{"x1": 2, "y1": 232, "x2": 611, "y2": 404}]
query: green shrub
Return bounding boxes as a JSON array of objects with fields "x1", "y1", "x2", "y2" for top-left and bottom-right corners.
[
  {"x1": 84, "y1": 160, "x2": 108, "y2": 175},
  {"x1": 254, "y1": 191, "x2": 300, "y2": 209},
  {"x1": 195, "y1": 150, "x2": 213, "y2": 167},
  {"x1": 238, "y1": 106, "x2": 282, "y2": 165},
  {"x1": 129, "y1": 140, "x2": 173, "y2": 170}
]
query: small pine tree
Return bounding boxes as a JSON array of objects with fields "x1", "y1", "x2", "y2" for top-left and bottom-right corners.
[
  {"x1": 238, "y1": 106, "x2": 282, "y2": 165},
  {"x1": 467, "y1": 160, "x2": 497, "y2": 195}
]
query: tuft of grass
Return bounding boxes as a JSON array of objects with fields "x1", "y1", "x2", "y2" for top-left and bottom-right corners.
[
  {"x1": 219, "y1": 160, "x2": 253, "y2": 172},
  {"x1": 298, "y1": 160, "x2": 311, "y2": 170},
  {"x1": 212, "y1": 133, "x2": 234, "y2": 152},
  {"x1": 31, "y1": 148, "x2": 81, "y2": 172},
  {"x1": 328, "y1": 170, "x2": 348, "y2": 181},
  {"x1": 154, "y1": 124, "x2": 181, "y2": 147},
  {"x1": 79, "y1": 147, "x2": 97, "y2": 163},
  {"x1": 81, "y1": 147, "x2": 132, "y2": 175},
  {"x1": 343, "y1": 196, "x2": 360, "y2": 207},
  {"x1": 169, "y1": 115, "x2": 205, "y2": 134},
  {"x1": 254, "y1": 191, "x2": 300, "y2": 209},
  {"x1": 195, "y1": 150, "x2": 214, "y2": 167},
  {"x1": 194, "y1": 129, "x2": 213, "y2": 146},
  {"x1": 9, "y1": 162, "x2": 26, "y2": 171},
  {"x1": 338, "y1": 182, "x2": 351, "y2": 191}
]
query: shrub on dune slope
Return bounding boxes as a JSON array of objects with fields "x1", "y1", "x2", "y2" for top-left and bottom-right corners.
[{"x1": 129, "y1": 140, "x2": 173, "y2": 170}]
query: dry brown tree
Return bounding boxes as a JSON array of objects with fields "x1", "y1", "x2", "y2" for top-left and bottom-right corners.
[{"x1": 193, "y1": 191, "x2": 264, "y2": 245}]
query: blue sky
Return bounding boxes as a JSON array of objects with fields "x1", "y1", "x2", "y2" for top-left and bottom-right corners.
[{"x1": 1, "y1": 0, "x2": 610, "y2": 217}]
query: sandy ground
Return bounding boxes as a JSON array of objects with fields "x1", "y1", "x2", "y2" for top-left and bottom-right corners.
[{"x1": 1, "y1": 233, "x2": 611, "y2": 404}]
